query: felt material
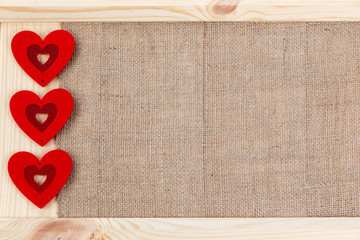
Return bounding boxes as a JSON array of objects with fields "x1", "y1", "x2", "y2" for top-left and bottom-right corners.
[
  {"x1": 57, "y1": 22, "x2": 360, "y2": 217},
  {"x1": 10, "y1": 89, "x2": 73, "y2": 146},
  {"x1": 24, "y1": 165, "x2": 56, "y2": 194},
  {"x1": 11, "y1": 30, "x2": 75, "y2": 87},
  {"x1": 27, "y1": 44, "x2": 59, "y2": 73},
  {"x1": 8, "y1": 150, "x2": 72, "y2": 209},
  {"x1": 25, "y1": 103, "x2": 57, "y2": 132}
]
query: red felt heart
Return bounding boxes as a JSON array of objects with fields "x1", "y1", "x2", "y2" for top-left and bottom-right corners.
[
  {"x1": 11, "y1": 30, "x2": 75, "y2": 87},
  {"x1": 8, "y1": 150, "x2": 72, "y2": 208},
  {"x1": 10, "y1": 89, "x2": 73, "y2": 146}
]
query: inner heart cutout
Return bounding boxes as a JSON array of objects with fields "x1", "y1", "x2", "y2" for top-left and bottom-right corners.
[
  {"x1": 27, "y1": 44, "x2": 59, "y2": 73},
  {"x1": 36, "y1": 113, "x2": 48, "y2": 124},
  {"x1": 10, "y1": 89, "x2": 73, "y2": 146},
  {"x1": 25, "y1": 165, "x2": 55, "y2": 193},
  {"x1": 8, "y1": 150, "x2": 72, "y2": 208},
  {"x1": 37, "y1": 53, "x2": 50, "y2": 65},
  {"x1": 26, "y1": 103, "x2": 57, "y2": 132},
  {"x1": 34, "y1": 174, "x2": 47, "y2": 186},
  {"x1": 11, "y1": 30, "x2": 75, "y2": 87}
]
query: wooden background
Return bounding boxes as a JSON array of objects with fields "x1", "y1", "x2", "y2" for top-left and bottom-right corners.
[
  {"x1": 2, "y1": 0, "x2": 360, "y2": 239},
  {"x1": 2, "y1": 0, "x2": 360, "y2": 22},
  {"x1": 2, "y1": 218, "x2": 360, "y2": 240}
]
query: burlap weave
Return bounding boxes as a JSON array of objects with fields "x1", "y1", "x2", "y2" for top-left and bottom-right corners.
[{"x1": 57, "y1": 22, "x2": 360, "y2": 217}]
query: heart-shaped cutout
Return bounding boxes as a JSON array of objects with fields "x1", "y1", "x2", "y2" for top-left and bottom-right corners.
[
  {"x1": 36, "y1": 113, "x2": 49, "y2": 124},
  {"x1": 25, "y1": 165, "x2": 55, "y2": 193},
  {"x1": 26, "y1": 103, "x2": 57, "y2": 132},
  {"x1": 37, "y1": 53, "x2": 50, "y2": 65},
  {"x1": 34, "y1": 174, "x2": 47, "y2": 186},
  {"x1": 11, "y1": 30, "x2": 75, "y2": 87},
  {"x1": 8, "y1": 150, "x2": 72, "y2": 208},
  {"x1": 28, "y1": 44, "x2": 59, "y2": 73},
  {"x1": 10, "y1": 89, "x2": 73, "y2": 146}
]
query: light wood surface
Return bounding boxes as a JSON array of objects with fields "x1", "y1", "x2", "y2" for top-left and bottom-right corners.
[
  {"x1": 1, "y1": 7, "x2": 360, "y2": 240},
  {"x1": 1, "y1": 0, "x2": 360, "y2": 22},
  {"x1": 0, "y1": 218, "x2": 360, "y2": 240},
  {"x1": 0, "y1": 22, "x2": 60, "y2": 217}
]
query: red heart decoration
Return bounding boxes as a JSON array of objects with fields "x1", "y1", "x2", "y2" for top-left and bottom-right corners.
[
  {"x1": 11, "y1": 30, "x2": 75, "y2": 87},
  {"x1": 10, "y1": 89, "x2": 73, "y2": 146},
  {"x1": 8, "y1": 150, "x2": 72, "y2": 208}
]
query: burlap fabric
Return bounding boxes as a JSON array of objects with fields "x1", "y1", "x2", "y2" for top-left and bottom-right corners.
[{"x1": 57, "y1": 22, "x2": 360, "y2": 217}]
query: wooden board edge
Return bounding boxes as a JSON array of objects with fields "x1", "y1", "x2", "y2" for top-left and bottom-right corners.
[
  {"x1": 1, "y1": 218, "x2": 360, "y2": 240},
  {"x1": 2, "y1": 1, "x2": 360, "y2": 22}
]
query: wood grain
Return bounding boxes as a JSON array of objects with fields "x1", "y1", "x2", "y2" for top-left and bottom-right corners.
[
  {"x1": 1, "y1": 0, "x2": 360, "y2": 22},
  {"x1": 0, "y1": 22, "x2": 60, "y2": 217},
  {"x1": 0, "y1": 6, "x2": 360, "y2": 240},
  {"x1": 0, "y1": 218, "x2": 360, "y2": 240}
]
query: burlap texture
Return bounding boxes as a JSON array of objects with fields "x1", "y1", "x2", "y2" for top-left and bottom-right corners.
[{"x1": 58, "y1": 22, "x2": 360, "y2": 217}]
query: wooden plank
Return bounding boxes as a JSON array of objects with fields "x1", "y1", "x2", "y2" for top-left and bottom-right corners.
[
  {"x1": 0, "y1": 218, "x2": 360, "y2": 240},
  {"x1": 0, "y1": 22, "x2": 60, "y2": 217},
  {"x1": 1, "y1": 0, "x2": 360, "y2": 22},
  {"x1": 0, "y1": 218, "x2": 96, "y2": 239}
]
